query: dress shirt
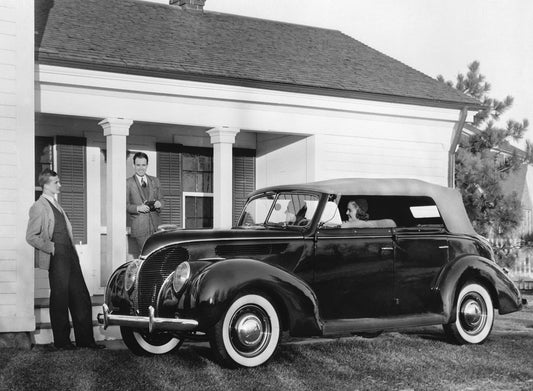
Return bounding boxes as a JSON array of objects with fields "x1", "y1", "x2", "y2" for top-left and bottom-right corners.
[
  {"x1": 136, "y1": 174, "x2": 147, "y2": 187},
  {"x1": 43, "y1": 194, "x2": 64, "y2": 214}
]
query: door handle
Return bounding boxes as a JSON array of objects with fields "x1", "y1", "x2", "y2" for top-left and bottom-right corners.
[{"x1": 380, "y1": 247, "x2": 394, "y2": 256}]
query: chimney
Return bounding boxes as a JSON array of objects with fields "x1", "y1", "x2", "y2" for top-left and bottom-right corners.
[{"x1": 170, "y1": 0, "x2": 206, "y2": 11}]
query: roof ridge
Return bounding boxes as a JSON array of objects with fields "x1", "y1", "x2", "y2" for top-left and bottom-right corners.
[{"x1": 202, "y1": 9, "x2": 342, "y2": 34}]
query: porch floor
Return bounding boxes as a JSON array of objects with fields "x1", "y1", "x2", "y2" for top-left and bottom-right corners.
[{"x1": 34, "y1": 294, "x2": 104, "y2": 309}]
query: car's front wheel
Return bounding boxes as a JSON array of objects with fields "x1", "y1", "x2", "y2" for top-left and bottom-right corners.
[
  {"x1": 210, "y1": 294, "x2": 281, "y2": 368},
  {"x1": 443, "y1": 282, "x2": 494, "y2": 344},
  {"x1": 120, "y1": 327, "x2": 183, "y2": 356}
]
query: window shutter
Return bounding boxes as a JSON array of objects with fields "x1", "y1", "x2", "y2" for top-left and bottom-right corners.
[
  {"x1": 56, "y1": 136, "x2": 87, "y2": 244},
  {"x1": 157, "y1": 143, "x2": 182, "y2": 228},
  {"x1": 233, "y1": 149, "x2": 256, "y2": 225}
]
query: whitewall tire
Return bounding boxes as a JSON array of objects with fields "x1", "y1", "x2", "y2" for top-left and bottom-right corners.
[
  {"x1": 210, "y1": 294, "x2": 281, "y2": 368},
  {"x1": 120, "y1": 327, "x2": 183, "y2": 356},
  {"x1": 443, "y1": 283, "x2": 494, "y2": 344}
]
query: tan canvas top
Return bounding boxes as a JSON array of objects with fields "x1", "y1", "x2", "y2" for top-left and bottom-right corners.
[{"x1": 250, "y1": 178, "x2": 477, "y2": 236}]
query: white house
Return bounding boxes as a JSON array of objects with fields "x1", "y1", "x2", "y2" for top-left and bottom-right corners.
[{"x1": 0, "y1": 0, "x2": 481, "y2": 345}]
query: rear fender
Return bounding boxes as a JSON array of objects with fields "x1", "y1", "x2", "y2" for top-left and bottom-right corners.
[
  {"x1": 184, "y1": 258, "x2": 322, "y2": 336},
  {"x1": 434, "y1": 255, "x2": 522, "y2": 322}
]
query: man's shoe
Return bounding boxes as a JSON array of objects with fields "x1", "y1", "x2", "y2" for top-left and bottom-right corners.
[{"x1": 55, "y1": 343, "x2": 77, "y2": 351}]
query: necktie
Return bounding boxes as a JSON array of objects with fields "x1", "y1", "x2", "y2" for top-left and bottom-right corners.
[{"x1": 141, "y1": 177, "x2": 146, "y2": 188}]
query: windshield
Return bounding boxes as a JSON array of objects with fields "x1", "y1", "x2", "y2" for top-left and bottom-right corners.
[{"x1": 238, "y1": 192, "x2": 320, "y2": 228}]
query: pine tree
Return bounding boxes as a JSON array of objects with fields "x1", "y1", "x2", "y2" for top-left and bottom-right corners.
[{"x1": 438, "y1": 61, "x2": 530, "y2": 238}]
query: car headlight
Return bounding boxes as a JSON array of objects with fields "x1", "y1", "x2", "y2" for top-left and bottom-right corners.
[
  {"x1": 124, "y1": 260, "x2": 140, "y2": 292},
  {"x1": 172, "y1": 262, "x2": 191, "y2": 294}
]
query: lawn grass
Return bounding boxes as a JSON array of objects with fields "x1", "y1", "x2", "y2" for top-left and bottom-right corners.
[{"x1": 1, "y1": 296, "x2": 532, "y2": 391}]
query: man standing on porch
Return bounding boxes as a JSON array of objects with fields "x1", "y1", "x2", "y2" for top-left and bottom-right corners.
[
  {"x1": 126, "y1": 152, "x2": 164, "y2": 256},
  {"x1": 26, "y1": 169, "x2": 104, "y2": 350}
]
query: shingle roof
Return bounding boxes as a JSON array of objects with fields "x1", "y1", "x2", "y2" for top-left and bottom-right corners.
[{"x1": 35, "y1": 0, "x2": 481, "y2": 108}]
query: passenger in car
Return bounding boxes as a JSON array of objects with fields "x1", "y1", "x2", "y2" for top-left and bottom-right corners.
[{"x1": 342, "y1": 199, "x2": 396, "y2": 228}]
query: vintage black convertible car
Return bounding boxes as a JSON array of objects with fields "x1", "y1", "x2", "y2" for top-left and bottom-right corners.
[{"x1": 98, "y1": 178, "x2": 524, "y2": 367}]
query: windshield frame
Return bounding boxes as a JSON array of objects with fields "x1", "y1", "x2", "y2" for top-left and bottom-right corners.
[{"x1": 236, "y1": 190, "x2": 323, "y2": 230}]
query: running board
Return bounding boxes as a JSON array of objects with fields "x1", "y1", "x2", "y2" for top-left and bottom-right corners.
[{"x1": 323, "y1": 313, "x2": 446, "y2": 336}]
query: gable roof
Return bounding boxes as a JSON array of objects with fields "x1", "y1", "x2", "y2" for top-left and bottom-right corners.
[{"x1": 35, "y1": 0, "x2": 481, "y2": 109}]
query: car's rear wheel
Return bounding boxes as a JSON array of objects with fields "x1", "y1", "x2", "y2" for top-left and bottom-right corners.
[
  {"x1": 210, "y1": 294, "x2": 281, "y2": 368},
  {"x1": 443, "y1": 282, "x2": 494, "y2": 344},
  {"x1": 120, "y1": 327, "x2": 183, "y2": 356}
]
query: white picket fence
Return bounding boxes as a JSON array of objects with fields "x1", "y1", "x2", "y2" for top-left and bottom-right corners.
[{"x1": 489, "y1": 237, "x2": 533, "y2": 290}]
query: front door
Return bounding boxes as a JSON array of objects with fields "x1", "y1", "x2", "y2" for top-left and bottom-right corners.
[{"x1": 312, "y1": 227, "x2": 395, "y2": 319}]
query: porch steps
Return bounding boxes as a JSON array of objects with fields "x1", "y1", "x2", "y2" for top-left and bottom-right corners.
[{"x1": 33, "y1": 295, "x2": 121, "y2": 345}]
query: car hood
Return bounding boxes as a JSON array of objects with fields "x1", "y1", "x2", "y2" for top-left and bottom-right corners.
[{"x1": 141, "y1": 227, "x2": 305, "y2": 257}]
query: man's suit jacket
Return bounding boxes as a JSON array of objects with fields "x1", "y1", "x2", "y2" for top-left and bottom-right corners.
[
  {"x1": 26, "y1": 196, "x2": 75, "y2": 270},
  {"x1": 126, "y1": 175, "x2": 164, "y2": 238}
]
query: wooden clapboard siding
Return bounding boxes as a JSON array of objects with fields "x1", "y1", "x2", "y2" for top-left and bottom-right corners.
[{"x1": 56, "y1": 136, "x2": 87, "y2": 244}]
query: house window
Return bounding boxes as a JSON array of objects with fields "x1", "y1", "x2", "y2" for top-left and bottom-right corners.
[
  {"x1": 157, "y1": 144, "x2": 255, "y2": 229},
  {"x1": 184, "y1": 192, "x2": 213, "y2": 228},
  {"x1": 182, "y1": 151, "x2": 213, "y2": 228},
  {"x1": 182, "y1": 152, "x2": 213, "y2": 193}
]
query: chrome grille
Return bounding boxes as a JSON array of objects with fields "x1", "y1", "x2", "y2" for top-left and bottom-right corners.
[{"x1": 137, "y1": 246, "x2": 189, "y2": 316}]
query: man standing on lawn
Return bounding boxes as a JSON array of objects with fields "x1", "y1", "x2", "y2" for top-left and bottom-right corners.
[{"x1": 26, "y1": 169, "x2": 104, "y2": 350}]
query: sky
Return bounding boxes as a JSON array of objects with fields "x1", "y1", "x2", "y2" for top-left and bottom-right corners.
[{"x1": 199, "y1": 0, "x2": 532, "y2": 141}]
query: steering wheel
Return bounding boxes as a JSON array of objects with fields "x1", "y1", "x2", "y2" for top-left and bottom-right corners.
[{"x1": 296, "y1": 218, "x2": 309, "y2": 226}]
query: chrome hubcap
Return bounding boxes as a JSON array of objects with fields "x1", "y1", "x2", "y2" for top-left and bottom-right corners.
[
  {"x1": 459, "y1": 293, "x2": 487, "y2": 334},
  {"x1": 236, "y1": 314, "x2": 263, "y2": 346},
  {"x1": 229, "y1": 305, "x2": 271, "y2": 357}
]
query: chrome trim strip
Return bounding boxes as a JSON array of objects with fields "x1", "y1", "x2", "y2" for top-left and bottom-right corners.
[
  {"x1": 144, "y1": 235, "x2": 304, "y2": 258},
  {"x1": 317, "y1": 236, "x2": 393, "y2": 240},
  {"x1": 97, "y1": 304, "x2": 198, "y2": 332}
]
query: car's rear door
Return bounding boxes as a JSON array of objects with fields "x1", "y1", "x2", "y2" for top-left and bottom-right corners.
[
  {"x1": 393, "y1": 227, "x2": 449, "y2": 315},
  {"x1": 311, "y1": 227, "x2": 395, "y2": 319}
]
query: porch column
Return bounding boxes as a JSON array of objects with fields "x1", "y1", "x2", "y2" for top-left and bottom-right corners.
[
  {"x1": 207, "y1": 127, "x2": 240, "y2": 229},
  {"x1": 99, "y1": 118, "x2": 133, "y2": 271}
]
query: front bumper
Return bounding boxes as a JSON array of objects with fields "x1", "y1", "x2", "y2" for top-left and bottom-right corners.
[{"x1": 97, "y1": 304, "x2": 198, "y2": 333}]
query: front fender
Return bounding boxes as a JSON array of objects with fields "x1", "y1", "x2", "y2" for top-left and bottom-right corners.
[
  {"x1": 434, "y1": 255, "x2": 522, "y2": 322},
  {"x1": 182, "y1": 258, "x2": 322, "y2": 336},
  {"x1": 104, "y1": 262, "x2": 131, "y2": 313}
]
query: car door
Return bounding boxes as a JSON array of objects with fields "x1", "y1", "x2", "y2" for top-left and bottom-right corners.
[
  {"x1": 393, "y1": 228, "x2": 449, "y2": 315},
  {"x1": 311, "y1": 227, "x2": 395, "y2": 319}
]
